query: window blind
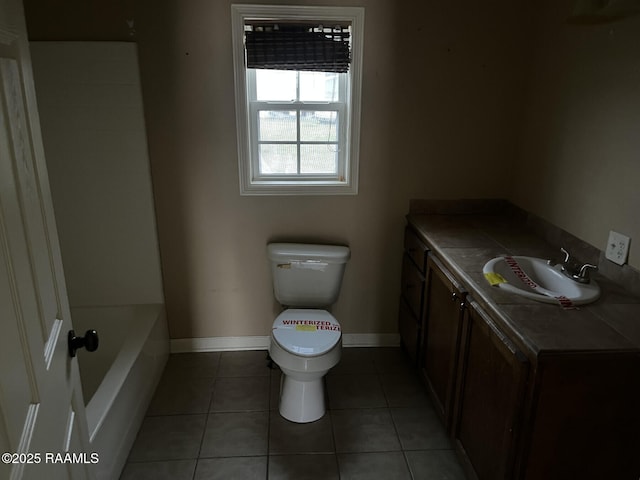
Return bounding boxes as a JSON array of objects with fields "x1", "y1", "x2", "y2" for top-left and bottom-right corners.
[{"x1": 244, "y1": 23, "x2": 351, "y2": 73}]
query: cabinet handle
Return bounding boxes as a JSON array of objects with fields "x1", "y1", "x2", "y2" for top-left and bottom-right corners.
[{"x1": 451, "y1": 292, "x2": 458, "y2": 302}]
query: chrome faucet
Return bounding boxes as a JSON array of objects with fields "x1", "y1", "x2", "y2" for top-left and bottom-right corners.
[{"x1": 554, "y1": 247, "x2": 598, "y2": 284}]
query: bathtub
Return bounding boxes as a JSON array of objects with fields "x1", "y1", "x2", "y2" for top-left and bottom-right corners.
[{"x1": 71, "y1": 304, "x2": 169, "y2": 480}]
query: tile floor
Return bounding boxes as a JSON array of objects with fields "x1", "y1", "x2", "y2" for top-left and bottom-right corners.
[{"x1": 120, "y1": 347, "x2": 467, "y2": 480}]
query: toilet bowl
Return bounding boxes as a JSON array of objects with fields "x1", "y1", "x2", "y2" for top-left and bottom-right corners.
[
  {"x1": 267, "y1": 243, "x2": 350, "y2": 423},
  {"x1": 269, "y1": 309, "x2": 342, "y2": 423}
]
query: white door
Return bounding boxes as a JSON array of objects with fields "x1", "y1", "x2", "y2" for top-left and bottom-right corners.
[{"x1": 0, "y1": 1, "x2": 92, "y2": 479}]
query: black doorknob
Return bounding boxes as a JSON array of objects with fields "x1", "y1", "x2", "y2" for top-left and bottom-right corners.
[{"x1": 68, "y1": 329, "x2": 99, "y2": 358}]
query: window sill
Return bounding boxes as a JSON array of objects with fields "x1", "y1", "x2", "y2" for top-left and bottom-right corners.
[{"x1": 239, "y1": 179, "x2": 358, "y2": 196}]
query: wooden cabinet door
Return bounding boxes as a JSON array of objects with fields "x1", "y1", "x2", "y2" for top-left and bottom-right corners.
[
  {"x1": 422, "y1": 255, "x2": 465, "y2": 426},
  {"x1": 453, "y1": 301, "x2": 529, "y2": 480}
]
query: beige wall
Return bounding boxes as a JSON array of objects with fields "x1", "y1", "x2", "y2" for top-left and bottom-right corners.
[
  {"x1": 131, "y1": 0, "x2": 527, "y2": 339},
  {"x1": 38, "y1": 1, "x2": 635, "y2": 340},
  {"x1": 513, "y1": 1, "x2": 640, "y2": 269}
]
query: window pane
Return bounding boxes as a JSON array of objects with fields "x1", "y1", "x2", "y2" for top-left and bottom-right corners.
[
  {"x1": 259, "y1": 144, "x2": 297, "y2": 174},
  {"x1": 300, "y1": 111, "x2": 338, "y2": 142},
  {"x1": 256, "y1": 69, "x2": 296, "y2": 101},
  {"x1": 299, "y1": 71, "x2": 339, "y2": 102},
  {"x1": 300, "y1": 145, "x2": 338, "y2": 174},
  {"x1": 259, "y1": 111, "x2": 297, "y2": 141}
]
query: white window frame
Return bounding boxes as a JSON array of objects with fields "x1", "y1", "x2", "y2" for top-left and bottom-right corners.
[{"x1": 231, "y1": 4, "x2": 364, "y2": 196}]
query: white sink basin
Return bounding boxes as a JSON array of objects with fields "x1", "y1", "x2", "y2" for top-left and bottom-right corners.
[{"x1": 483, "y1": 256, "x2": 600, "y2": 306}]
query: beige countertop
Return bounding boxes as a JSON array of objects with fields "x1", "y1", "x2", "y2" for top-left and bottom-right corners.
[{"x1": 407, "y1": 212, "x2": 640, "y2": 357}]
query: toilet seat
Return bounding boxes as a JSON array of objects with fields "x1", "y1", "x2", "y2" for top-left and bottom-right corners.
[{"x1": 272, "y1": 309, "x2": 341, "y2": 357}]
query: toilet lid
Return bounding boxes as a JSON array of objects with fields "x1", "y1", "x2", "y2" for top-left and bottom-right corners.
[{"x1": 272, "y1": 309, "x2": 341, "y2": 357}]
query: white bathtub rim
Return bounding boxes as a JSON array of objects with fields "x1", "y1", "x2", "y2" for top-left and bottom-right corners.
[{"x1": 83, "y1": 303, "x2": 163, "y2": 442}]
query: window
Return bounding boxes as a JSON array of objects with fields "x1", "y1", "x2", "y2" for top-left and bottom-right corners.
[{"x1": 231, "y1": 5, "x2": 364, "y2": 195}]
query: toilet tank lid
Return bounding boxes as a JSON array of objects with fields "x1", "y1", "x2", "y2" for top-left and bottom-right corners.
[
  {"x1": 272, "y1": 309, "x2": 341, "y2": 357},
  {"x1": 268, "y1": 243, "x2": 350, "y2": 263}
]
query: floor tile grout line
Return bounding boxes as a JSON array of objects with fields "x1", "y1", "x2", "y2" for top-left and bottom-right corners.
[
  {"x1": 327, "y1": 387, "x2": 341, "y2": 478},
  {"x1": 403, "y1": 450, "x2": 417, "y2": 480},
  {"x1": 383, "y1": 374, "x2": 416, "y2": 478},
  {"x1": 266, "y1": 356, "x2": 276, "y2": 477},
  {"x1": 192, "y1": 384, "x2": 216, "y2": 480},
  {"x1": 193, "y1": 353, "x2": 221, "y2": 478}
]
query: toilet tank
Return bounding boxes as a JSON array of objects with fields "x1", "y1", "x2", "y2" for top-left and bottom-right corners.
[{"x1": 268, "y1": 243, "x2": 350, "y2": 307}]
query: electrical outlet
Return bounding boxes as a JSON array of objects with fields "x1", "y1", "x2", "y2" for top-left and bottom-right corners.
[{"x1": 605, "y1": 230, "x2": 630, "y2": 266}]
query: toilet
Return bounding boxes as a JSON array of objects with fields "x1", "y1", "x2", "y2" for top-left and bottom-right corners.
[{"x1": 267, "y1": 243, "x2": 350, "y2": 423}]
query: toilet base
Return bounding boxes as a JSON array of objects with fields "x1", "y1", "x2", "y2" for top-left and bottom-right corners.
[
  {"x1": 279, "y1": 374, "x2": 325, "y2": 423},
  {"x1": 269, "y1": 333, "x2": 341, "y2": 424}
]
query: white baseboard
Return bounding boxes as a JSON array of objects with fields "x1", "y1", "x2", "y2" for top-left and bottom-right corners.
[{"x1": 170, "y1": 333, "x2": 400, "y2": 353}]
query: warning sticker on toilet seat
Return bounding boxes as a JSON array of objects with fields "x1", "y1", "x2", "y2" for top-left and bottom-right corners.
[
  {"x1": 281, "y1": 319, "x2": 341, "y2": 332},
  {"x1": 295, "y1": 324, "x2": 317, "y2": 332}
]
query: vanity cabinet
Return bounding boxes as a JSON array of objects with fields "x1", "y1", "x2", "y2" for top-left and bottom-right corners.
[
  {"x1": 453, "y1": 300, "x2": 529, "y2": 480},
  {"x1": 398, "y1": 227, "x2": 429, "y2": 363},
  {"x1": 403, "y1": 219, "x2": 640, "y2": 480},
  {"x1": 421, "y1": 255, "x2": 466, "y2": 427},
  {"x1": 419, "y1": 251, "x2": 529, "y2": 479}
]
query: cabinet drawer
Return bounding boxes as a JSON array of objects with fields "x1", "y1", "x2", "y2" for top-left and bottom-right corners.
[
  {"x1": 404, "y1": 227, "x2": 428, "y2": 273},
  {"x1": 401, "y1": 254, "x2": 425, "y2": 317},
  {"x1": 398, "y1": 297, "x2": 420, "y2": 363}
]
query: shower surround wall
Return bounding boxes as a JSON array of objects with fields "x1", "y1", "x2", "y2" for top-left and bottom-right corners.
[{"x1": 30, "y1": 42, "x2": 164, "y2": 308}]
